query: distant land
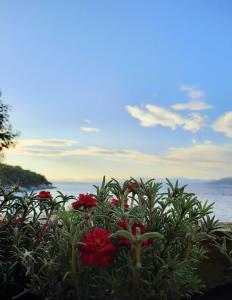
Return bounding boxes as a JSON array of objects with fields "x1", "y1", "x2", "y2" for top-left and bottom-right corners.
[
  {"x1": 0, "y1": 164, "x2": 54, "y2": 190},
  {"x1": 208, "y1": 177, "x2": 232, "y2": 186}
]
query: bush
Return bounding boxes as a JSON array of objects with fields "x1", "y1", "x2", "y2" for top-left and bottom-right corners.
[{"x1": 0, "y1": 178, "x2": 220, "y2": 300}]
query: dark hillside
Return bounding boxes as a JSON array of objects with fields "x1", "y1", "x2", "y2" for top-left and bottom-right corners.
[{"x1": 0, "y1": 164, "x2": 51, "y2": 188}]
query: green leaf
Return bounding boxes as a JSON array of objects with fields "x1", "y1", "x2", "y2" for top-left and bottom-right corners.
[
  {"x1": 111, "y1": 230, "x2": 135, "y2": 241},
  {"x1": 101, "y1": 175, "x2": 106, "y2": 189},
  {"x1": 140, "y1": 232, "x2": 164, "y2": 241}
]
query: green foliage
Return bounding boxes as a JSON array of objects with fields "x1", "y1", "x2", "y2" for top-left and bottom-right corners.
[
  {"x1": 213, "y1": 225, "x2": 232, "y2": 265},
  {"x1": 0, "y1": 92, "x2": 18, "y2": 157},
  {"x1": 0, "y1": 164, "x2": 51, "y2": 188},
  {"x1": 0, "y1": 178, "x2": 221, "y2": 300}
]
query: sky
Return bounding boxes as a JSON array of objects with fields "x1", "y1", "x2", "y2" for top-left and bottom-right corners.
[{"x1": 0, "y1": 0, "x2": 232, "y2": 182}]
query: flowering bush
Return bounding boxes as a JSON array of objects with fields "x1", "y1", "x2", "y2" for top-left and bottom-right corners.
[{"x1": 0, "y1": 178, "x2": 221, "y2": 300}]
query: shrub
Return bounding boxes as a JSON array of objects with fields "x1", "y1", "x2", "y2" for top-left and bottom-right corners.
[{"x1": 0, "y1": 178, "x2": 220, "y2": 300}]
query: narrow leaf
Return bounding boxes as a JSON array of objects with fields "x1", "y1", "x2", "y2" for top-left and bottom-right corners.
[
  {"x1": 111, "y1": 230, "x2": 135, "y2": 241},
  {"x1": 141, "y1": 232, "x2": 164, "y2": 241}
]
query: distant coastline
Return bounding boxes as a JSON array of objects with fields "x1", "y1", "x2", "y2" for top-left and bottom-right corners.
[
  {"x1": 19, "y1": 183, "x2": 56, "y2": 192},
  {"x1": 208, "y1": 177, "x2": 232, "y2": 186},
  {"x1": 0, "y1": 164, "x2": 54, "y2": 190}
]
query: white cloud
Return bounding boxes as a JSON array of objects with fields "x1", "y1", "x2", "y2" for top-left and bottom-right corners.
[
  {"x1": 172, "y1": 100, "x2": 213, "y2": 111},
  {"x1": 180, "y1": 84, "x2": 205, "y2": 100},
  {"x1": 80, "y1": 127, "x2": 100, "y2": 132},
  {"x1": 212, "y1": 112, "x2": 232, "y2": 138},
  {"x1": 84, "y1": 119, "x2": 91, "y2": 123},
  {"x1": 173, "y1": 85, "x2": 212, "y2": 111},
  {"x1": 17, "y1": 139, "x2": 79, "y2": 147},
  {"x1": 126, "y1": 104, "x2": 206, "y2": 133}
]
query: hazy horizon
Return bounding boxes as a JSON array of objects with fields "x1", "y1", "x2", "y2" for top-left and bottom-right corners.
[{"x1": 48, "y1": 176, "x2": 232, "y2": 184}]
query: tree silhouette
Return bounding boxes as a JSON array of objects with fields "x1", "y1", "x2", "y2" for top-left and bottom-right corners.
[{"x1": 0, "y1": 91, "x2": 18, "y2": 158}]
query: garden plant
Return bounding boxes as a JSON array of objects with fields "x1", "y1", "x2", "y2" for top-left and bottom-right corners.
[{"x1": 0, "y1": 177, "x2": 220, "y2": 300}]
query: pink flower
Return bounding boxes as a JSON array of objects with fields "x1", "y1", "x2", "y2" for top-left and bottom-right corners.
[{"x1": 110, "y1": 198, "x2": 119, "y2": 206}]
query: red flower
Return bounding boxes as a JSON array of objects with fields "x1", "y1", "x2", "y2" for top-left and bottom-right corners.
[
  {"x1": 117, "y1": 221, "x2": 151, "y2": 246},
  {"x1": 117, "y1": 220, "x2": 128, "y2": 230},
  {"x1": 117, "y1": 220, "x2": 131, "y2": 246},
  {"x1": 128, "y1": 182, "x2": 141, "y2": 193},
  {"x1": 79, "y1": 228, "x2": 117, "y2": 266},
  {"x1": 72, "y1": 193, "x2": 96, "y2": 210},
  {"x1": 110, "y1": 198, "x2": 119, "y2": 206},
  {"x1": 37, "y1": 191, "x2": 51, "y2": 199}
]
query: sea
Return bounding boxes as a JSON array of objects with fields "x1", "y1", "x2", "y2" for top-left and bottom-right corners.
[{"x1": 40, "y1": 180, "x2": 232, "y2": 222}]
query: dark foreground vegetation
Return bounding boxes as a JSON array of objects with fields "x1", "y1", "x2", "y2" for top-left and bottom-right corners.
[{"x1": 1, "y1": 177, "x2": 232, "y2": 300}]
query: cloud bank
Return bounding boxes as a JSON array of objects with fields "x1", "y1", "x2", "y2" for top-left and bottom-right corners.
[{"x1": 7, "y1": 139, "x2": 232, "y2": 179}]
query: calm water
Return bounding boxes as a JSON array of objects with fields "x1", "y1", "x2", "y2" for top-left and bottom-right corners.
[{"x1": 42, "y1": 181, "x2": 232, "y2": 222}]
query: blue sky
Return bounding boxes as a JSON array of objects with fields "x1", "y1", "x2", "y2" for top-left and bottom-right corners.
[{"x1": 1, "y1": 0, "x2": 232, "y2": 181}]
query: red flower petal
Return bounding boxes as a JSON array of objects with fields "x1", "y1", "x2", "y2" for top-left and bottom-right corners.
[
  {"x1": 37, "y1": 191, "x2": 51, "y2": 199},
  {"x1": 72, "y1": 193, "x2": 97, "y2": 210},
  {"x1": 79, "y1": 228, "x2": 117, "y2": 267}
]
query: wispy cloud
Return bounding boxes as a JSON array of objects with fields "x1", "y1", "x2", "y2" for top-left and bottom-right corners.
[
  {"x1": 80, "y1": 127, "x2": 100, "y2": 132},
  {"x1": 17, "y1": 139, "x2": 79, "y2": 147},
  {"x1": 65, "y1": 147, "x2": 157, "y2": 162},
  {"x1": 161, "y1": 141, "x2": 232, "y2": 178},
  {"x1": 9, "y1": 139, "x2": 79, "y2": 157},
  {"x1": 165, "y1": 141, "x2": 230, "y2": 164},
  {"x1": 174, "y1": 84, "x2": 213, "y2": 111},
  {"x1": 172, "y1": 101, "x2": 213, "y2": 111},
  {"x1": 8, "y1": 140, "x2": 232, "y2": 179},
  {"x1": 126, "y1": 104, "x2": 206, "y2": 133},
  {"x1": 212, "y1": 112, "x2": 232, "y2": 138},
  {"x1": 9, "y1": 143, "x2": 156, "y2": 161},
  {"x1": 18, "y1": 149, "x2": 64, "y2": 156},
  {"x1": 180, "y1": 84, "x2": 205, "y2": 100}
]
